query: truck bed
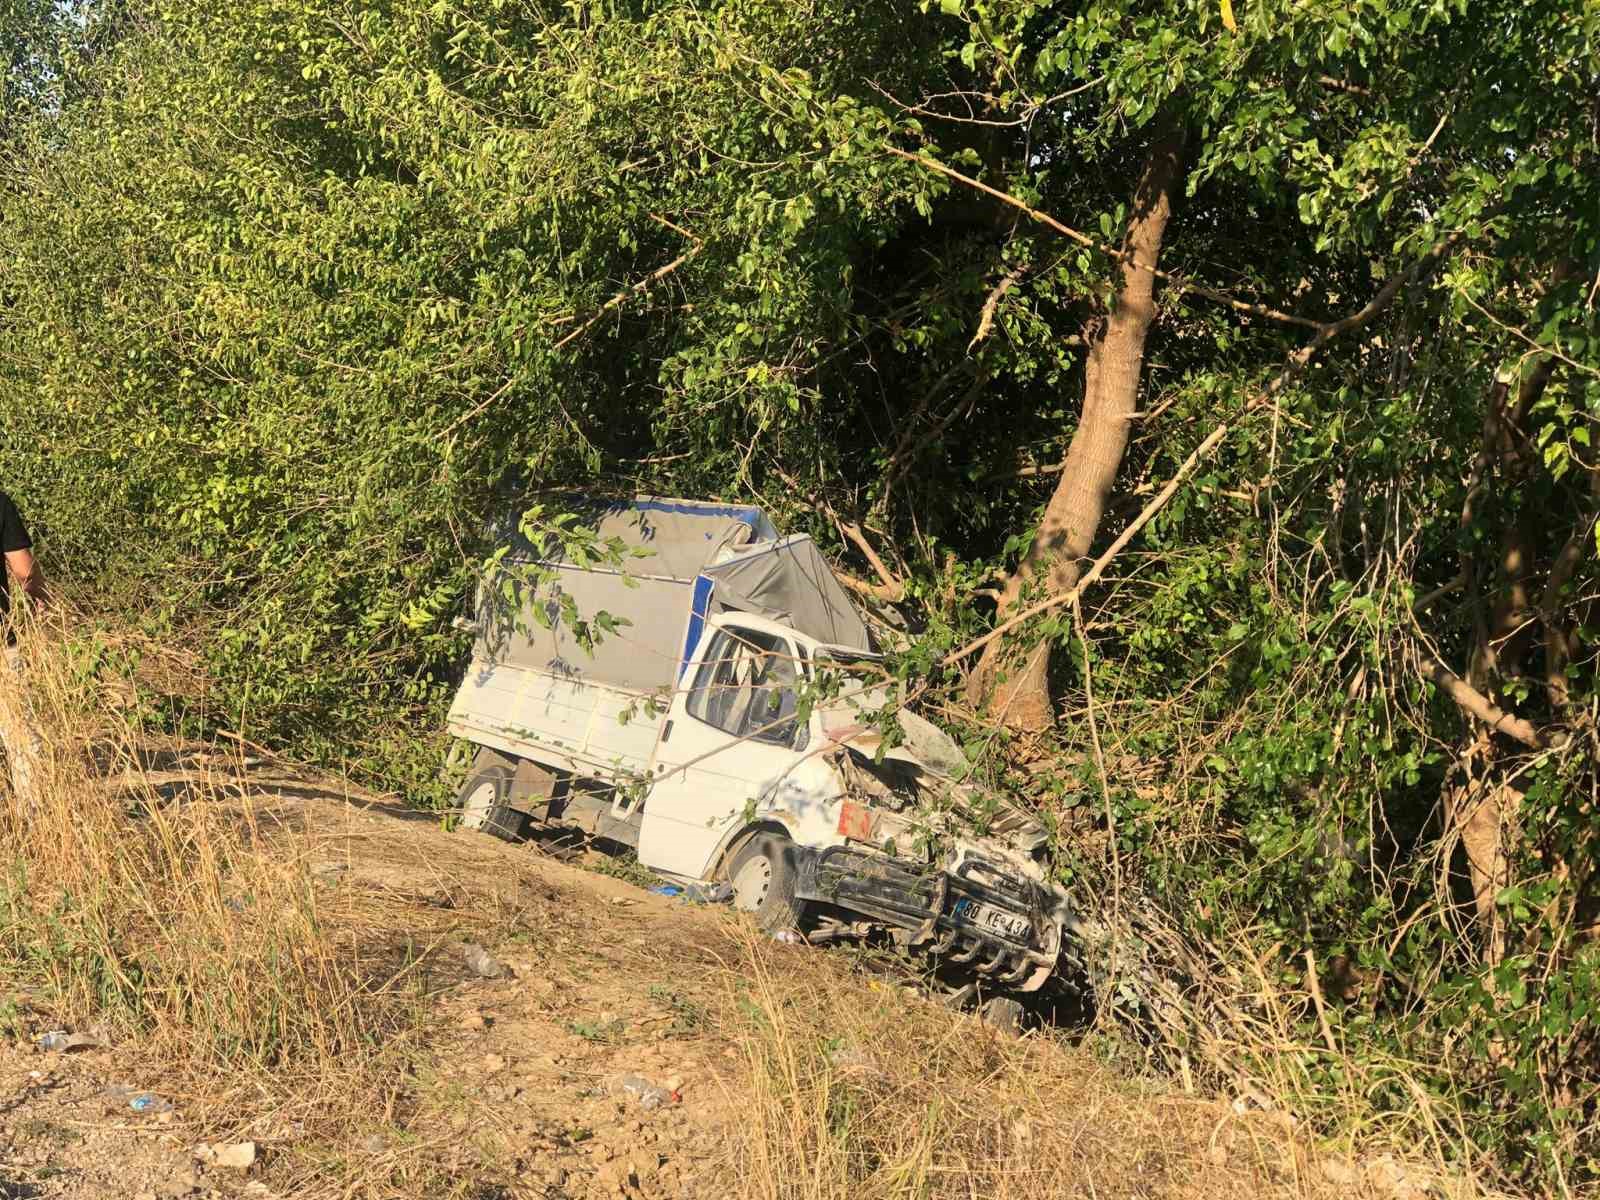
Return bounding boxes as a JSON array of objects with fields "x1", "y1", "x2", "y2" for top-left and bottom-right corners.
[{"x1": 447, "y1": 659, "x2": 663, "y2": 783}]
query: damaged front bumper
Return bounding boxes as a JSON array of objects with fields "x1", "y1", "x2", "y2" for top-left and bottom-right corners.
[{"x1": 793, "y1": 845, "x2": 1068, "y2": 992}]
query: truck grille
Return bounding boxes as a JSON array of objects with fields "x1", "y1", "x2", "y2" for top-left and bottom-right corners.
[{"x1": 795, "y1": 846, "x2": 1063, "y2": 990}]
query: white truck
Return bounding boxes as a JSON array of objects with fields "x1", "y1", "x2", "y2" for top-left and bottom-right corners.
[{"x1": 446, "y1": 497, "x2": 1072, "y2": 998}]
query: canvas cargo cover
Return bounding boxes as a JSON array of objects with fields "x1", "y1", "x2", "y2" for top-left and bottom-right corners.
[
  {"x1": 475, "y1": 566, "x2": 693, "y2": 694},
  {"x1": 473, "y1": 499, "x2": 871, "y2": 695},
  {"x1": 500, "y1": 496, "x2": 776, "y2": 581}
]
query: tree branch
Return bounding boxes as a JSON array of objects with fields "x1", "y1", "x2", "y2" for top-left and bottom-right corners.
[
  {"x1": 946, "y1": 418, "x2": 1233, "y2": 664},
  {"x1": 1316, "y1": 74, "x2": 1373, "y2": 97},
  {"x1": 838, "y1": 570, "x2": 905, "y2": 603},
  {"x1": 446, "y1": 217, "x2": 701, "y2": 436},
  {"x1": 887, "y1": 146, "x2": 1325, "y2": 331},
  {"x1": 1422, "y1": 657, "x2": 1548, "y2": 749},
  {"x1": 837, "y1": 520, "x2": 905, "y2": 602},
  {"x1": 552, "y1": 243, "x2": 701, "y2": 352},
  {"x1": 1412, "y1": 573, "x2": 1466, "y2": 613},
  {"x1": 880, "y1": 368, "x2": 986, "y2": 505},
  {"x1": 1539, "y1": 484, "x2": 1600, "y2": 710},
  {"x1": 969, "y1": 264, "x2": 1027, "y2": 351}
]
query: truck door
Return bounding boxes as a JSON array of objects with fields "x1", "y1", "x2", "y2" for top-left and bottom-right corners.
[{"x1": 637, "y1": 622, "x2": 814, "y2": 879}]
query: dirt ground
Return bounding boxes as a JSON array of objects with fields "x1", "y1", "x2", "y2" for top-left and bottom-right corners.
[
  {"x1": 0, "y1": 757, "x2": 1482, "y2": 1200},
  {"x1": 1, "y1": 758, "x2": 758, "y2": 1200}
]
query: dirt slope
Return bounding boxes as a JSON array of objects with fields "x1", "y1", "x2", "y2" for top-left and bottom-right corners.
[{"x1": 0, "y1": 755, "x2": 1468, "y2": 1200}]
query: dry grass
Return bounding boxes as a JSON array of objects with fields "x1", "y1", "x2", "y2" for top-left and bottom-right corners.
[
  {"x1": 0, "y1": 609, "x2": 1517, "y2": 1200},
  {"x1": 0, "y1": 612, "x2": 426, "y2": 1157},
  {"x1": 719, "y1": 934, "x2": 1275, "y2": 1200},
  {"x1": 1050, "y1": 892, "x2": 1514, "y2": 1193},
  {"x1": 711, "y1": 926, "x2": 1507, "y2": 1200}
]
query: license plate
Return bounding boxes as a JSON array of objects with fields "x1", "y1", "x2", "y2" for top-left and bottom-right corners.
[{"x1": 952, "y1": 897, "x2": 1030, "y2": 942}]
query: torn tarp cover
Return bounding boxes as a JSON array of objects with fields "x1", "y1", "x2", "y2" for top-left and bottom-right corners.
[{"x1": 698, "y1": 536, "x2": 873, "y2": 653}]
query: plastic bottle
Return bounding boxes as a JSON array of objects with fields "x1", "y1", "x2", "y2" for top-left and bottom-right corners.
[
  {"x1": 129, "y1": 1093, "x2": 173, "y2": 1114},
  {"x1": 35, "y1": 1031, "x2": 70, "y2": 1051},
  {"x1": 683, "y1": 881, "x2": 733, "y2": 905},
  {"x1": 615, "y1": 1074, "x2": 675, "y2": 1110}
]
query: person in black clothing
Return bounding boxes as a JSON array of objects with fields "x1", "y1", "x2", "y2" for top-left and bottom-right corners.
[
  {"x1": 0, "y1": 490, "x2": 45, "y2": 804},
  {"x1": 0, "y1": 491, "x2": 46, "y2": 623}
]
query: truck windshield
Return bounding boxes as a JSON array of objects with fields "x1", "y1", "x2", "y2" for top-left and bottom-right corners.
[{"x1": 685, "y1": 628, "x2": 802, "y2": 747}]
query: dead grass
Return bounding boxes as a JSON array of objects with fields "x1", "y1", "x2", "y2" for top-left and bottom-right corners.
[
  {"x1": 707, "y1": 926, "x2": 1510, "y2": 1200},
  {"x1": 0, "y1": 612, "x2": 430, "y2": 1172},
  {"x1": 1050, "y1": 891, "x2": 1518, "y2": 1195},
  {"x1": 719, "y1": 936, "x2": 1267, "y2": 1199},
  {"x1": 0, "y1": 608, "x2": 1519, "y2": 1200}
]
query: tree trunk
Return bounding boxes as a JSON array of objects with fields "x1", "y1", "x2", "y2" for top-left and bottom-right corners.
[
  {"x1": 968, "y1": 123, "x2": 1186, "y2": 729},
  {"x1": 1446, "y1": 347, "x2": 1563, "y2": 964},
  {"x1": 1444, "y1": 744, "x2": 1518, "y2": 966}
]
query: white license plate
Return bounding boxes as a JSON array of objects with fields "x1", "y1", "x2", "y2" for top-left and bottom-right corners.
[{"x1": 953, "y1": 898, "x2": 1030, "y2": 942}]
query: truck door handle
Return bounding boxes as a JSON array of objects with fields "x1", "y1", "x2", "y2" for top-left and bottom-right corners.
[{"x1": 660, "y1": 720, "x2": 674, "y2": 744}]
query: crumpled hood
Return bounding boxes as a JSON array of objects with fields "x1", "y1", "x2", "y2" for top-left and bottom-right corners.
[{"x1": 820, "y1": 698, "x2": 1050, "y2": 860}]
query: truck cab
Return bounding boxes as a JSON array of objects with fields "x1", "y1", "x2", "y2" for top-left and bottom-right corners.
[{"x1": 654, "y1": 612, "x2": 1067, "y2": 992}]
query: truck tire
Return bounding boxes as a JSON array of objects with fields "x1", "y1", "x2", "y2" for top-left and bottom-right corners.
[
  {"x1": 455, "y1": 757, "x2": 528, "y2": 843},
  {"x1": 726, "y1": 833, "x2": 806, "y2": 935}
]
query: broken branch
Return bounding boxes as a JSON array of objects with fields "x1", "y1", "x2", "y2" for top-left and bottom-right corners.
[
  {"x1": 552, "y1": 243, "x2": 701, "y2": 352},
  {"x1": 838, "y1": 571, "x2": 907, "y2": 603},
  {"x1": 838, "y1": 520, "x2": 906, "y2": 603},
  {"x1": 946, "y1": 417, "x2": 1233, "y2": 665}
]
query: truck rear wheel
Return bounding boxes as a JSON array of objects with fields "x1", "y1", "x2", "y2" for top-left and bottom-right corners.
[
  {"x1": 455, "y1": 755, "x2": 528, "y2": 843},
  {"x1": 726, "y1": 833, "x2": 806, "y2": 935}
]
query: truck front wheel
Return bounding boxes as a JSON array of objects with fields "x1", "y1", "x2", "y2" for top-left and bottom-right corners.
[{"x1": 726, "y1": 834, "x2": 806, "y2": 935}]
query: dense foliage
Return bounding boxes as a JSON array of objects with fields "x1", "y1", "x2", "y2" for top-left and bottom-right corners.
[{"x1": 2, "y1": 0, "x2": 1596, "y2": 1183}]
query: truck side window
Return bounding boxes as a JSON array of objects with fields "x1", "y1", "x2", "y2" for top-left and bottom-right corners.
[{"x1": 685, "y1": 628, "x2": 801, "y2": 747}]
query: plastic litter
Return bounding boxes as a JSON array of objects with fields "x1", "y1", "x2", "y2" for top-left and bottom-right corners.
[
  {"x1": 683, "y1": 881, "x2": 733, "y2": 905},
  {"x1": 647, "y1": 881, "x2": 732, "y2": 904},
  {"x1": 211, "y1": 1141, "x2": 257, "y2": 1170},
  {"x1": 462, "y1": 942, "x2": 505, "y2": 979},
  {"x1": 105, "y1": 1085, "x2": 173, "y2": 1113},
  {"x1": 612, "y1": 1073, "x2": 678, "y2": 1111},
  {"x1": 770, "y1": 929, "x2": 805, "y2": 945},
  {"x1": 35, "y1": 1030, "x2": 70, "y2": 1052}
]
